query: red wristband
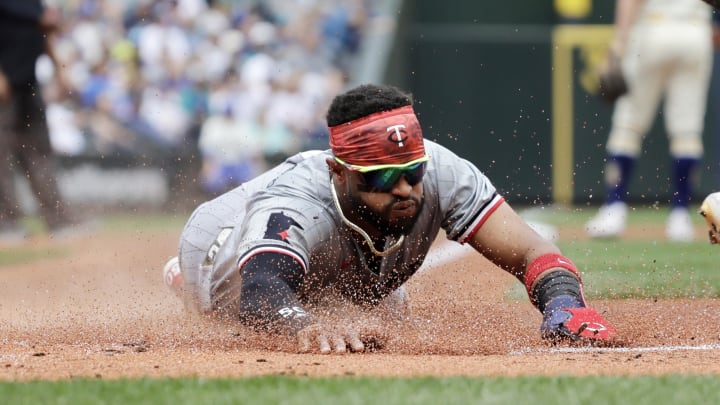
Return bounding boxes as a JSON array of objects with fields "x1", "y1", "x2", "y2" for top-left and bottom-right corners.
[{"x1": 524, "y1": 253, "x2": 581, "y2": 296}]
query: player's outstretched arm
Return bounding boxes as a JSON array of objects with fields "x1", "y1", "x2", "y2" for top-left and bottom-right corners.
[{"x1": 468, "y1": 201, "x2": 617, "y2": 343}]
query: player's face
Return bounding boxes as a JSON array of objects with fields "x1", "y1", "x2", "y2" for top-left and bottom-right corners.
[{"x1": 346, "y1": 168, "x2": 425, "y2": 236}]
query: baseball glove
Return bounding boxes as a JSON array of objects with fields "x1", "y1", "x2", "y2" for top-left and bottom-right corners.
[
  {"x1": 598, "y1": 52, "x2": 628, "y2": 103},
  {"x1": 699, "y1": 192, "x2": 720, "y2": 244}
]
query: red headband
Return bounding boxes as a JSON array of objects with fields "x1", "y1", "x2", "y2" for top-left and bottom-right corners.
[{"x1": 329, "y1": 105, "x2": 426, "y2": 168}]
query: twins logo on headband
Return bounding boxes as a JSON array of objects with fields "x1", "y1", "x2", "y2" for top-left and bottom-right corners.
[{"x1": 329, "y1": 105, "x2": 427, "y2": 169}]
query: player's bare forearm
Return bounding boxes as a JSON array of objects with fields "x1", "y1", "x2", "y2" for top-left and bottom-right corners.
[{"x1": 468, "y1": 201, "x2": 561, "y2": 279}]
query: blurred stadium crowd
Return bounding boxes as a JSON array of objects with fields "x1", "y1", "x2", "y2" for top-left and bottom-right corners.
[{"x1": 41, "y1": 0, "x2": 376, "y2": 195}]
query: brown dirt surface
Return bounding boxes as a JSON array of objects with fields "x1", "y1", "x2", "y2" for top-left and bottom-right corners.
[{"x1": 2, "y1": 220, "x2": 720, "y2": 381}]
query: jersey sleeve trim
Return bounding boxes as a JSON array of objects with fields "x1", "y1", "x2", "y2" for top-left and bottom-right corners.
[
  {"x1": 237, "y1": 245, "x2": 308, "y2": 274},
  {"x1": 457, "y1": 194, "x2": 505, "y2": 243}
]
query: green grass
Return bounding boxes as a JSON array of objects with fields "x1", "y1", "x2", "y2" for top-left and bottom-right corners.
[
  {"x1": 2, "y1": 375, "x2": 720, "y2": 405},
  {"x1": 560, "y1": 239, "x2": 720, "y2": 299},
  {"x1": 0, "y1": 213, "x2": 185, "y2": 268},
  {"x1": 514, "y1": 204, "x2": 720, "y2": 299},
  {"x1": 0, "y1": 246, "x2": 68, "y2": 267},
  {"x1": 99, "y1": 212, "x2": 188, "y2": 232},
  {"x1": 522, "y1": 203, "x2": 687, "y2": 228},
  {"x1": 3, "y1": 209, "x2": 720, "y2": 400}
]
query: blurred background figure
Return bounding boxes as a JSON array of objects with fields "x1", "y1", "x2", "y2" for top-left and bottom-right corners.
[
  {"x1": 0, "y1": 0, "x2": 376, "y2": 225},
  {"x1": 0, "y1": 0, "x2": 79, "y2": 241},
  {"x1": 585, "y1": 0, "x2": 714, "y2": 242},
  {"x1": 197, "y1": 103, "x2": 265, "y2": 197}
]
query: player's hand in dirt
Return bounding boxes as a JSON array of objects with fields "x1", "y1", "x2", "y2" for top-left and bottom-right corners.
[
  {"x1": 540, "y1": 295, "x2": 617, "y2": 343},
  {"x1": 297, "y1": 321, "x2": 386, "y2": 354}
]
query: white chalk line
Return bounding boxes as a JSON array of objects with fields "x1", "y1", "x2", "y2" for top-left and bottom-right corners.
[
  {"x1": 422, "y1": 239, "x2": 720, "y2": 356},
  {"x1": 510, "y1": 343, "x2": 720, "y2": 355}
]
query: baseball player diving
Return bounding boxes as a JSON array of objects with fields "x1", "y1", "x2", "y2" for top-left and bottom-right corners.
[{"x1": 164, "y1": 83, "x2": 617, "y2": 353}]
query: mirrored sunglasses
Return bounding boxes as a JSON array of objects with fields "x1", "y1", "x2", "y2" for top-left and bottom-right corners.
[{"x1": 355, "y1": 162, "x2": 426, "y2": 193}]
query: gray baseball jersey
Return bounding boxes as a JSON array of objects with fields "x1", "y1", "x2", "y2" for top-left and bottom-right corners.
[{"x1": 177, "y1": 140, "x2": 502, "y2": 314}]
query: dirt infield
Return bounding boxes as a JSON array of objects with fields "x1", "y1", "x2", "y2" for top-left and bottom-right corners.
[{"x1": 2, "y1": 221, "x2": 720, "y2": 381}]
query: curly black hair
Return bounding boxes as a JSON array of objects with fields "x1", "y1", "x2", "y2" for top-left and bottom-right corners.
[{"x1": 326, "y1": 84, "x2": 413, "y2": 126}]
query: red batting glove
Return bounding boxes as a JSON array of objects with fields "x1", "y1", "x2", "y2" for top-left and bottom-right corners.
[{"x1": 542, "y1": 305, "x2": 617, "y2": 343}]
